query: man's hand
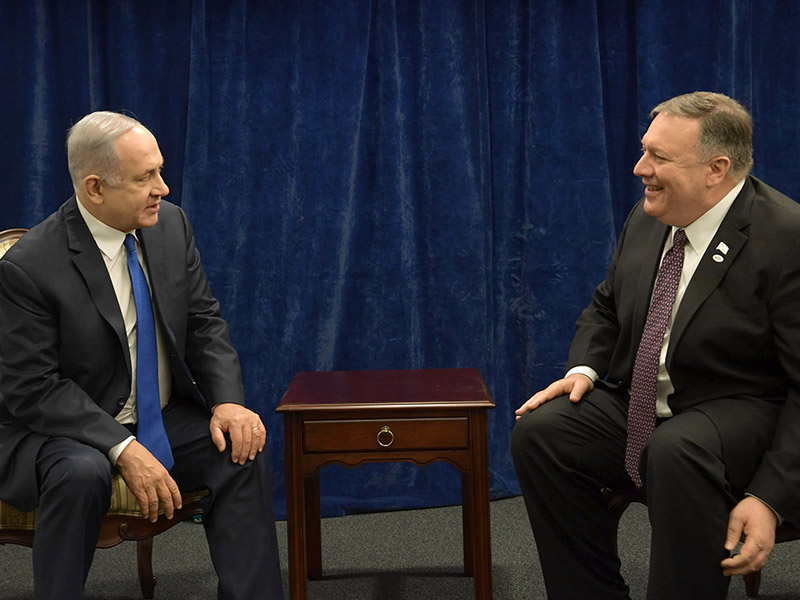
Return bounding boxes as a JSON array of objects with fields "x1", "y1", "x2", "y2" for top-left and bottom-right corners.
[
  {"x1": 210, "y1": 403, "x2": 265, "y2": 465},
  {"x1": 515, "y1": 373, "x2": 594, "y2": 420},
  {"x1": 721, "y1": 496, "x2": 778, "y2": 576},
  {"x1": 116, "y1": 440, "x2": 182, "y2": 523}
]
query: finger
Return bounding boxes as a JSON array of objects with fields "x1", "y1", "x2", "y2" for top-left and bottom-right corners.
[
  {"x1": 516, "y1": 392, "x2": 548, "y2": 415},
  {"x1": 568, "y1": 375, "x2": 593, "y2": 402},
  {"x1": 720, "y1": 552, "x2": 748, "y2": 575},
  {"x1": 145, "y1": 486, "x2": 161, "y2": 523},
  {"x1": 257, "y1": 425, "x2": 266, "y2": 453},
  {"x1": 228, "y1": 424, "x2": 245, "y2": 464},
  {"x1": 739, "y1": 536, "x2": 769, "y2": 572},
  {"x1": 158, "y1": 480, "x2": 175, "y2": 521},
  {"x1": 724, "y1": 513, "x2": 744, "y2": 551},
  {"x1": 721, "y1": 551, "x2": 759, "y2": 576},
  {"x1": 239, "y1": 423, "x2": 256, "y2": 463},
  {"x1": 249, "y1": 423, "x2": 264, "y2": 459},
  {"x1": 721, "y1": 537, "x2": 768, "y2": 576},
  {"x1": 168, "y1": 477, "x2": 183, "y2": 512},
  {"x1": 133, "y1": 488, "x2": 151, "y2": 521},
  {"x1": 514, "y1": 399, "x2": 534, "y2": 417},
  {"x1": 210, "y1": 423, "x2": 227, "y2": 452}
]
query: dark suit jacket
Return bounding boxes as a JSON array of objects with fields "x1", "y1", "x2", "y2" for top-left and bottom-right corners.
[
  {"x1": 0, "y1": 197, "x2": 245, "y2": 510},
  {"x1": 566, "y1": 175, "x2": 800, "y2": 525}
]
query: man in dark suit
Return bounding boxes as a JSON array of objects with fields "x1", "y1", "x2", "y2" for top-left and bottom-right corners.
[
  {"x1": 0, "y1": 112, "x2": 283, "y2": 599},
  {"x1": 511, "y1": 92, "x2": 800, "y2": 599}
]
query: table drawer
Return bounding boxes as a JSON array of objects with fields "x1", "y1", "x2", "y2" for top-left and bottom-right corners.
[{"x1": 303, "y1": 417, "x2": 469, "y2": 452}]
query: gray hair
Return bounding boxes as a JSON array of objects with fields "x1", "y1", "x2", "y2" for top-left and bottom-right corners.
[
  {"x1": 66, "y1": 111, "x2": 142, "y2": 188},
  {"x1": 651, "y1": 92, "x2": 753, "y2": 176}
]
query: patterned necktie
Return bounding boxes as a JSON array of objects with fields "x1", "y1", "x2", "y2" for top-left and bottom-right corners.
[
  {"x1": 625, "y1": 229, "x2": 687, "y2": 487},
  {"x1": 124, "y1": 234, "x2": 174, "y2": 470}
]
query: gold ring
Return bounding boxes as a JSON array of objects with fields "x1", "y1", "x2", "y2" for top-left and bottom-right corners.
[{"x1": 252, "y1": 427, "x2": 259, "y2": 432}]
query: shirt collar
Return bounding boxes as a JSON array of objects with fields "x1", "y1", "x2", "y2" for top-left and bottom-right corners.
[
  {"x1": 675, "y1": 177, "x2": 746, "y2": 254},
  {"x1": 76, "y1": 198, "x2": 135, "y2": 260}
]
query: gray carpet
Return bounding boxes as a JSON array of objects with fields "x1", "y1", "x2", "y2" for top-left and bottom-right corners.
[{"x1": 0, "y1": 496, "x2": 797, "y2": 599}]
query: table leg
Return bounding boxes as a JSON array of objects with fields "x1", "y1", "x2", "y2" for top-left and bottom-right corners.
[
  {"x1": 469, "y1": 410, "x2": 493, "y2": 600},
  {"x1": 462, "y1": 471, "x2": 474, "y2": 576},
  {"x1": 305, "y1": 472, "x2": 322, "y2": 579},
  {"x1": 285, "y1": 415, "x2": 308, "y2": 600}
]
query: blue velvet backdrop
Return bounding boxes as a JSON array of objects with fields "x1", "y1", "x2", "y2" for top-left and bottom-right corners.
[{"x1": 2, "y1": 1, "x2": 800, "y2": 519}]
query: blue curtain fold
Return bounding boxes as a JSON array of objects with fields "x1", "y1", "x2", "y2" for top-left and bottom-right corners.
[{"x1": 2, "y1": 0, "x2": 800, "y2": 518}]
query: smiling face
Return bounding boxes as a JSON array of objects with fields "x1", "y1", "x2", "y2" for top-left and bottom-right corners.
[
  {"x1": 85, "y1": 125, "x2": 169, "y2": 232},
  {"x1": 632, "y1": 113, "x2": 720, "y2": 227}
]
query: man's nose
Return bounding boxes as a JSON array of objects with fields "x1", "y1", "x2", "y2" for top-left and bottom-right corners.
[
  {"x1": 154, "y1": 173, "x2": 169, "y2": 197},
  {"x1": 633, "y1": 154, "x2": 650, "y2": 177}
]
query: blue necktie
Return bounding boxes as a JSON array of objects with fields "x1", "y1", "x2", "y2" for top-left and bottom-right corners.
[{"x1": 124, "y1": 234, "x2": 174, "y2": 470}]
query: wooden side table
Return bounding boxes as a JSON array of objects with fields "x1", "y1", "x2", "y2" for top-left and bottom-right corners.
[{"x1": 276, "y1": 368, "x2": 495, "y2": 600}]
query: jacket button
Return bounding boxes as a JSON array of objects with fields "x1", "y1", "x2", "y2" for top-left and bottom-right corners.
[{"x1": 117, "y1": 397, "x2": 127, "y2": 406}]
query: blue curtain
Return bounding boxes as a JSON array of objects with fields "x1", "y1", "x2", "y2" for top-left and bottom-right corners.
[{"x1": 2, "y1": 0, "x2": 799, "y2": 519}]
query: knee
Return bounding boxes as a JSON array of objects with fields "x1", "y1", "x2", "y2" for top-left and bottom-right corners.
[
  {"x1": 511, "y1": 405, "x2": 560, "y2": 463},
  {"x1": 641, "y1": 420, "x2": 711, "y2": 474},
  {"x1": 44, "y1": 451, "x2": 113, "y2": 503}
]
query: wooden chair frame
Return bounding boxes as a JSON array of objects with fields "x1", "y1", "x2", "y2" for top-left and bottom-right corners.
[{"x1": 0, "y1": 490, "x2": 207, "y2": 599}]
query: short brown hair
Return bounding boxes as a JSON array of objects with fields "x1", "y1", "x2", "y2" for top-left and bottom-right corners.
[{"x1": 651, "y1": 92, "x2": 753, "y2": 176}]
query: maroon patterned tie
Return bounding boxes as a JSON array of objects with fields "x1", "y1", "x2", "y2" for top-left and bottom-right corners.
[{"x1": 625, "y1": 229, "x2": 687, "y2": 487}]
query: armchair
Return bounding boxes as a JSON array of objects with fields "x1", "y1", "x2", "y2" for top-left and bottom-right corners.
[{"x1": 0, "y1": 227, "x2": 209, "y2": 599}]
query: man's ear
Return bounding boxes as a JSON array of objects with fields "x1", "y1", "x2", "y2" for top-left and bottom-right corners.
[
  {"x1": 706, "y1": 156, "x2": 732, "y2": 186},
  {"x1": 83, "y1": 175, "x2": 104, "y2": 205}
]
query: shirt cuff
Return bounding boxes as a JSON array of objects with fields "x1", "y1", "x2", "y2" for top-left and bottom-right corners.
[
  {"x1": 565, "y1": 366, "x2": 599, "y2": 383},
  {"x1": 108, "y1": 435, "x2": 135, "y2": 465}
]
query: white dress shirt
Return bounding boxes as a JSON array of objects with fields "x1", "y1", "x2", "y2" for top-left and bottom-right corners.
[
  {"x1": 567, "y1": 177, "x2": 746, "y2": 416},
  {"x1": 76, "y1": 200, "x2": 172, "y2": 463}
]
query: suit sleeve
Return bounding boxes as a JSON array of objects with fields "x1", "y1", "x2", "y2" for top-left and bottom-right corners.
[
  {"x1": 565, "y1": 205, "x2": 637, "y2": 378},
  {"x1": 173, "y1": 209, "x2": 246, "y2": 409},
  {"x1": 746, "y1": 234, "x2": 800, "y2": 525},
  {"x1": 0, "y1": 259, "x2": 131, "y2": 453}
]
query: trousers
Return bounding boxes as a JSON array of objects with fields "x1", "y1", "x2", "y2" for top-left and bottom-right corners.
[
  {"x1": 510, "y1": 385, "x2": 779, "y2": 600},
  {"x1": 33, "y1": 398, "x2": 283, "y2": 600}
]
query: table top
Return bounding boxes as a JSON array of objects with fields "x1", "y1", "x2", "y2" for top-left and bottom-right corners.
[{"x1": 276, "y1": 368, "x2": 494, "y2": 413}]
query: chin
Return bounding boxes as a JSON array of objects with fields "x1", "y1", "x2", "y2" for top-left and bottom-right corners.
[
  {"x1": 642, "y1": 200, "x2": 661, "y2": 219},
  {"x1": 139, "y1": 215, "x2": 160, "y2": 229}
]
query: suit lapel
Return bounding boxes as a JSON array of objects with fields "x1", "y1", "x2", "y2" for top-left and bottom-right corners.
[
  {"x1": 666, "y1": 180, "x2": 754, "y2": 366},
  {"x1": 137, "y1": 225, "x2": 167, "y2": 312},
  {"x1": 137, "y1": 224, "x2": 177, "y2": 348},
  {"x1": 64, "y1": 198, "x2": 131, "y2": 370}
]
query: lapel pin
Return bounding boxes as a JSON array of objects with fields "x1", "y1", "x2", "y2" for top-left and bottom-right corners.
[
  {"x1": 716, "y1": 242, "x2": 729, "y2": 255},
  {"x1": 712, "y1": 254, "x2": 724, "y2": 263}
]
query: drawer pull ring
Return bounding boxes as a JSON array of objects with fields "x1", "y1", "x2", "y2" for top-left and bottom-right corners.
[{"x1": 377, "y1": 425, "x2": 394, "y2": 447}]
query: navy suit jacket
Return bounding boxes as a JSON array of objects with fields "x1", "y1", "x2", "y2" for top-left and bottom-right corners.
[
  {"x1": 0, "y1": 197, "x2": 244, "y2": 510},
  {"x1": 566, "y1": 176, "x2": 800, "y2": 525}
]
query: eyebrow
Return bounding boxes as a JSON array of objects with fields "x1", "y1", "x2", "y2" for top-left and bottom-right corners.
[
  {"x1": 136, "y1": 163, "x2": 164, "y2": 178},
  {"x1": 641, "y1": 140, "x2": 669, "y2": 157}
]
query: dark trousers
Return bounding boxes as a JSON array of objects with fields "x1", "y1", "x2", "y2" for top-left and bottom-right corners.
[
  {"x1": 33, "y1": 399, "x2": 283, "y2": 600},
  {"x1": 510, "y1": 386, "x2": 776, "y2": 600}
]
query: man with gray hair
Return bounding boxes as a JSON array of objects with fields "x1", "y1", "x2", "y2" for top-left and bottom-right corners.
[
  {"x1": 512, "y1": 92, "x2": 800, "y2": 599},
  {"x1": 0, "y1": 111, "x2": 283, "y2": 599}
]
